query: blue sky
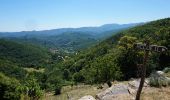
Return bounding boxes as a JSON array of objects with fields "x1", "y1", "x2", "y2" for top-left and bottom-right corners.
[{"x1": 0, "y1": 0, "x2": 170, "y2": 32}]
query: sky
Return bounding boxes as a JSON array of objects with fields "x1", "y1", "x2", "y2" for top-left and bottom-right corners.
[{"x1": 0, "y1": 0, "x2": 170, "y2": 32}]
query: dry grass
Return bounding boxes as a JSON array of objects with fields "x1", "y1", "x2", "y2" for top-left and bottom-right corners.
[
  {"x1": 141, "y1": 87, "x2": 170, "y2": 100},
  {"x1": 165, "y1": 72, "x2": 170, "y2": 77},
  {"x1": 43, "y1": 83, "x2": 170, "y2": 100},
  {"x1": 43, "y1": 84, "x2": 108, "y2": 100},
  {"x1": 23, "y1": 68, "x2": 45, "y2": 73}
]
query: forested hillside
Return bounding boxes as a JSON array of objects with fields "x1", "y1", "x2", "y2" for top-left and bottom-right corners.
[
  {"x1": 0, "y1": 39, "x2": 50, "y2": 99},
  {"x1": 0, "y1": 18, "x2": 169, "y2": 100},
  {"x1": 0, "y1": 23, "x2": 140, "y2": 52},
  {"x1": 8, "y1": 32, "x2": 98, "y2": 52},
  {"x1": 49, "y1": 18, "x2": 170, "y2": 85},
  {"x1": 0, "y1": 39, "x2": 50, "y2": 68}
]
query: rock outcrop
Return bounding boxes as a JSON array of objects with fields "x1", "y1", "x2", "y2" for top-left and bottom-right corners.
[
  {"x1": 79, "y1": 69, "x2": 170, "y2": 100},
  {"x1": 95, "y1": 79, "x2": 149, "y2": 100}
]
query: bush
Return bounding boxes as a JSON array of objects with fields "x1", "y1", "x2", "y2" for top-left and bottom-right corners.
[
  {"x1": 149, "y1": 72, "x2": 170, "y2": 87},
  {"x1": 0, "y1": 73, "x2": 44, "y2": 100},
  {"x1": 54, "y1": 85, "x2": 62, "y2": 95},
  {"x1": 163, "y1": 67, "x2": 170, "y2": 73},
  {"x1": 20, "y1": 77, "x2": 44, "y2": 100},
  {"x1": 44, "y1": 68, "x2": 63, "y2": 91},
  {"x1": 107, "y1": 81, "x2": 112, "y2": 87},
  {"x1": 73, "y1": 72, "x2": 85, "y2": 82},
  {"x1": 0, "y1": 73, "x2": 21, "y2": 100}
]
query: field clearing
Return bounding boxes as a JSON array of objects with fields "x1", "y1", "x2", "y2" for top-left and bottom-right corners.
[
  {"x1": 23, "y1": 68, "x2": 45, "y2": 73},
  {"x1": 43, "y1": 84, "x2": 108, "y2": 100}
]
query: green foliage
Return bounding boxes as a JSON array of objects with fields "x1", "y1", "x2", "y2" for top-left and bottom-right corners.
[
  {"x1": 0, "y1": 23, "x2": 136, "y2": 52},
  {"x1": 0, "y1": 59, "x2": 27, "y2": 80},
  {"x1": 73, "y1": 72, "x2": 85, "y2": 82},
  {"x1": 54, "y1": 85, "x2": 62, "y2": 95},
  {"x1": 0, "y1": 72, "x2": 21, "y2": 100},
  {"x1": 107, "y1": 81, "x2": 112, "y2": 87},
  {"x1": 57, "y1": 18, "x2": 170, "y2": 84},
  {"x1": 63, "y1": 69, "x2": 70, "y2": 80},
  {"x1": 24, "y1": 77, "x2": 43, "y2": 100},
  {"x1": 8, "y1": 32, "x2": 98, "y2": 52},
  {"x1": 85, "y1": 53, "x2": 122, "y2": 83},
  {"x1": 43, "y1": 67, "x2": 64, "y2": 91},
  {"x1": 0, "y1": 39, "x2": 50, "y2": 68},
  {"x1": 0, "y1": 18, "x2": 170, "y2": 98},
  {"x1": 115, "y1": 36, "x2": 139, "y2": 79}
]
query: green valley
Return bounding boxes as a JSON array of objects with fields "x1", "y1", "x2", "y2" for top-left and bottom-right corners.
[{"x1": 0, "y1": 18, "x2": 170, "y2": 100}]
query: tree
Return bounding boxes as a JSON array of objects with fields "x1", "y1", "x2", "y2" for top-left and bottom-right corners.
[
  {"x1": 21, "y1": 76, "x2": 44, "y2": 100},
  {"x1": 0, "y1": 73, "x2": 21, "y2": 100},
  {"x1": 116, "y1": 36, "x2": 140, "y2": 79},
  {"x1": 73, "y1": 72, "x2": 85, "y2": 82}
]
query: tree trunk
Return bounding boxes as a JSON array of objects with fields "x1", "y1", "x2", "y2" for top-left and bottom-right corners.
[{"x1": 135, "y1": 50, "x2": 149, "y2": 100}]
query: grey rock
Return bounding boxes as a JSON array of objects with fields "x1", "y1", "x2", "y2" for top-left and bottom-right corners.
[
  {"x1": 96, "y1": 83, "x2": 131, "y2": 100},
  {"x1": 128, "y1": 79, "x2": 149, "y2": 89},
  {"x1": 96, "y1": 79, "x2": 150, "y2": 100},
  {"x1": 156, "y1": 71, "x2": 164, "y2": 75}
]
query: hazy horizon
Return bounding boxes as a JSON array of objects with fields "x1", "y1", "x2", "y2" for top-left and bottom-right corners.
[{"x1": 0, "y1": 21, "x2": 145, "y2": 33}]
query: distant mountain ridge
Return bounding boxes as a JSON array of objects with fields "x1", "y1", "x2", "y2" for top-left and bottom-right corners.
[
  {"x1": 0, "y1": 23, "x2": 142, "y2": 37},
  {"x1": 0, "y1": 23, "x2": 142, "y2": 52}
]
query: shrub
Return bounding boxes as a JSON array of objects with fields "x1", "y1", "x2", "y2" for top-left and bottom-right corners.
[
  {"x1": 0, "y1": 73, "x2": 21, "y2": 100},
  {"x1": 20, "y1": 77, "x2": 44, "y2": 100},
  {"x1": 163, "y1": 67, "x2": 170, "y2": 73},
  {"x1": 107, "y1": 81, "x2": 112, "y2": 87},
  {"x1": 149, "y1": 72, "x2": 170, "y2": 87},
  {"x1": 54, "y1": 85, "x2": 62, "y2": 95},
  {"x1": 73, "y1": 72, "x2": 85, "y2": 82}
]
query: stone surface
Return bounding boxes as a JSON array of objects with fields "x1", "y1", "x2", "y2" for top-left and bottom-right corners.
[
  {"x1": 96, "y1": 83, "x2": 132, "y2": 100},
  {"x1": 156, "y1": 71, "x2": 164, "y2": 75},
  {"x1": 96, "y1": 79, "x2": 150, "y2": 100},
  {"x1": 80, "y1": 71, "x2": 170, "y2": 100},
  {"x1": 128, "y1": 79, "x2": 149, "y2": 88},
  {"x1": 79, "y1": 95, "x2": 96, "y2": 100},
  {"x1": 102, "y1": 94, "x2": 133, "y2": 100}
]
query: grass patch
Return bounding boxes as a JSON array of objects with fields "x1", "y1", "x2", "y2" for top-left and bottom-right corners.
[
  {"x1": 43, "y1": 84, "x2": 108, "y2": 100},
  {"x1": 23, "y1": 68, "x2": 45, "y2": 73},
  {"x1": 141, "y1": 87, "x2": 170, "y2": 100}
]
